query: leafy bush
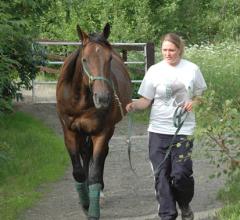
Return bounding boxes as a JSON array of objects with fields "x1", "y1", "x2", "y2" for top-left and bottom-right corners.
[
  {"x1": 186, "y1": 42, "x2": 240, "y2": 177},
  {"x1": 0, "y1": 1, "x2": 52, "y2": 114},
  {"x1": 0, "y1": 22, "x2": 37, "y2": 107},
  {"x1": 196, "y1": 92, "x2": 240, "y2": 177}
]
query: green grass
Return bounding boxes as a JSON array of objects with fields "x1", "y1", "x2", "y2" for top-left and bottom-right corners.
[
  {"x1": 218, "y1": 172, "x2": 240, "y2": 203},
  {"x1": 0, "y1": 111, "x2": 69, "y2": 220},
  {"x1": 215, "y1": 171, "x2": 240, "y2": 220},
  {"x1": 216, "y1": 202, "x2": 240, "y2": 220}
]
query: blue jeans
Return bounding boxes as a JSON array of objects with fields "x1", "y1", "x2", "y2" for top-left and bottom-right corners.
[{"x1": 148, "y1": 132, "x2": 194, "y2": 220}]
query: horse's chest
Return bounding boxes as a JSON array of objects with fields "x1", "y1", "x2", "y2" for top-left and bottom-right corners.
[
  {"x1": 59, "y1": 86, "x2": 114, "y2": 134},
  {"x1": 77, "y1": 114, "x2": 106, "y2": 134},
  {"x1": 65, "y1": 108, "x2": 108, "y2": 134}
]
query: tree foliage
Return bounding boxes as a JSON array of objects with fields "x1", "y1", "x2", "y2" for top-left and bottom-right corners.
[
  {"x1": 0, "y1": 1, "x2": 54, "y2": 113},
  {"x1": 37, "y1": 0, "x2": 240, "y2": 44}
]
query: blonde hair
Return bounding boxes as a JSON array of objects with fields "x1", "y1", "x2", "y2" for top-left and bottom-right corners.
[{"x1": 161, "y1": 33, "x2": 185, "y2": 57}]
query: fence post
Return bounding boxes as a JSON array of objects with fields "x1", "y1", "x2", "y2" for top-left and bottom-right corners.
[
  {"x1": 121, "y1": 49, "x2": 128, "y2": 63},
  {"x1": 145, "y1": 42, "x2": 155, "y2": 73}
]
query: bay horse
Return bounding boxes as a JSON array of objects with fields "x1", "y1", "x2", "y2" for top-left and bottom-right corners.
[{"x1": 56, "y1": 23, "x2": 132, "y2": 220}]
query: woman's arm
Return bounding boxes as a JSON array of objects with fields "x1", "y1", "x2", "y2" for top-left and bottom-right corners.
[{"x1": 126, "y1": 97, "x2": 152, "y2": 112}]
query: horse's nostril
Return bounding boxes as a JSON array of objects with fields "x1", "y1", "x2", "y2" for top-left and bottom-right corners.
[
  {"x1": 104, "y1": 92, "x2": 111, "y2": 103},
  {"x1": 93, "y1": 92, "x2": 111, "y2": 109}
]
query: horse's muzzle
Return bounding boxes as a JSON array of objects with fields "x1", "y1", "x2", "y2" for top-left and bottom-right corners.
[{"x1": 93, "y1": 92, "x2": 111, "y2": 109}]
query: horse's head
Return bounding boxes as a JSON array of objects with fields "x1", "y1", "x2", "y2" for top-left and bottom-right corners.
[{"x1": 77, "y1": 23, "x2": 113, "y2": 110}]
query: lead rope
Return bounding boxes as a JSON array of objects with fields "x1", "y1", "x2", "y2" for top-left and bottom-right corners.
[
  {"x1": 154, "y1": 106, "x2": 189, "y2": 177},
  {"x1": 82, "y1": 60, "x2": 134, "y2": 173},
  {"x1": 126, "y1": 112, "x2": 137, "y2": 175},
  {"x1": 111, "y1": 79, "x2": 135, "y2": 174},
  {"x1": 112, "y1": 90, "x2": 124, "y2": 118},
  {"x1": 112, "y1": 90, "x2": 136, "y2": 174}
]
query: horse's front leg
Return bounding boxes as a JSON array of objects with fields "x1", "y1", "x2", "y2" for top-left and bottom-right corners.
[
  {"x1": 63, "y1": 128, "x2": 89, "y2": 215},
  {"x1": 87, "y1": 131, "x2": 113, "y2": 220}
]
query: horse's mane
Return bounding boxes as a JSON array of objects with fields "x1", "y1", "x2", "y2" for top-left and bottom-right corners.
[{"x1": 62, "y1": 49, "x2": 80, "y2": 82}]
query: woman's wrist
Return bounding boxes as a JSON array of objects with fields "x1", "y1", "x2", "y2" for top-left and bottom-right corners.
[{"x1": 132, "y1": 102, "x2": 137, "y2": 111}]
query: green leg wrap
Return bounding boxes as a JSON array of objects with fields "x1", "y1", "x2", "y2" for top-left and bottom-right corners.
[
  {"x1": 88, "y1": 183, "x2": 102, "y2": 219},
  {"x1": 75, "y1": 181, "x2": 89, "y2": 214}
]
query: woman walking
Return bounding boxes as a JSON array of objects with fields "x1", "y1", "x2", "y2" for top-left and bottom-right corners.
[{"x1": 126, "y1": 33, "x2": 207, "y2": 220}]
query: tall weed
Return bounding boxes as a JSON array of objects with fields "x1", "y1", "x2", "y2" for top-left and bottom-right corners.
[{"x1": 185, "y1": 42, "x2": 240, "y2": 108}]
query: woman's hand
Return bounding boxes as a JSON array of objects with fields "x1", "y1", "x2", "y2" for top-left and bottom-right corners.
[
  {"x1": 126, "y1": 97, "x2": 152, "y2": 113},
  {"x1": 183, "y1": 96, "x2": 203, "y2": 112},
  {"x1": 183, "y1": 101, "x2": 193, "y2": 112},
  {"x1": 126, "y1": 102, "x2": 136, "y2": 112}
]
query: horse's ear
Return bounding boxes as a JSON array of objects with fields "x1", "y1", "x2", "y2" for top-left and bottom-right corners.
[
  {"x1": 102, "y1": 23, "x2": 110, "y2": 39},
  {"x1": 76, "y1": 24, "x2": 89, "y2": 45}
]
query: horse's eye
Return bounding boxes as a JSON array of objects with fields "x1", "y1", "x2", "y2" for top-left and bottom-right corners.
[{"x1": 82, "y1": 58, "x2": 87, "y2": 63}]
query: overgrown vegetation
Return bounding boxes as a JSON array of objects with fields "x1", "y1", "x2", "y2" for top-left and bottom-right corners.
[
  {"x1": 216, "y1": 170, "x2": 240, "y2": 220},
  {"x1": 185, "y1": 44, "x2": 240, "y2": 220},
  {"x1": 0, "y1": 112, "x2": 68, "y2": 220},
  {"x1": 185, "y1": 43, "x2": 240, "y2": 173}
]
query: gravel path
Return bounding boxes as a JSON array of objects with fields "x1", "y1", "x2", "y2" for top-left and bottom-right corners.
[{"x1": 16, "y1": 103, "x2": 224, "y2": 220}]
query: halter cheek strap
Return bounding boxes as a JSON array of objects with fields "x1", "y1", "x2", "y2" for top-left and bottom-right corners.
[
  {"x1": 81, "y1": 59, "x2": 113, "y2": 88},
  {"x1": 81, "y1": 59, "x2": 124, "y2": 118}
]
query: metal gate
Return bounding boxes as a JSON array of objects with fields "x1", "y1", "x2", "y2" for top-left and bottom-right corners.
[{"x1": 26, "y1": 41, "x2": 154, "y2": 103}]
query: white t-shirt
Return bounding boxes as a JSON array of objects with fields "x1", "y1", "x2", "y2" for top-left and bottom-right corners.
[{"x1": 138, "y1": 59, "x2": 207, "y2": 135}]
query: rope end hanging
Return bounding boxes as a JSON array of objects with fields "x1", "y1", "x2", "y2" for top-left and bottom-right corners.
[
  {"x1": 154, "y1": 106, "x2": 189, "y2": 178},
  {"x1": 126, "y1": 112, "x2": 137, "y2": 176}
]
